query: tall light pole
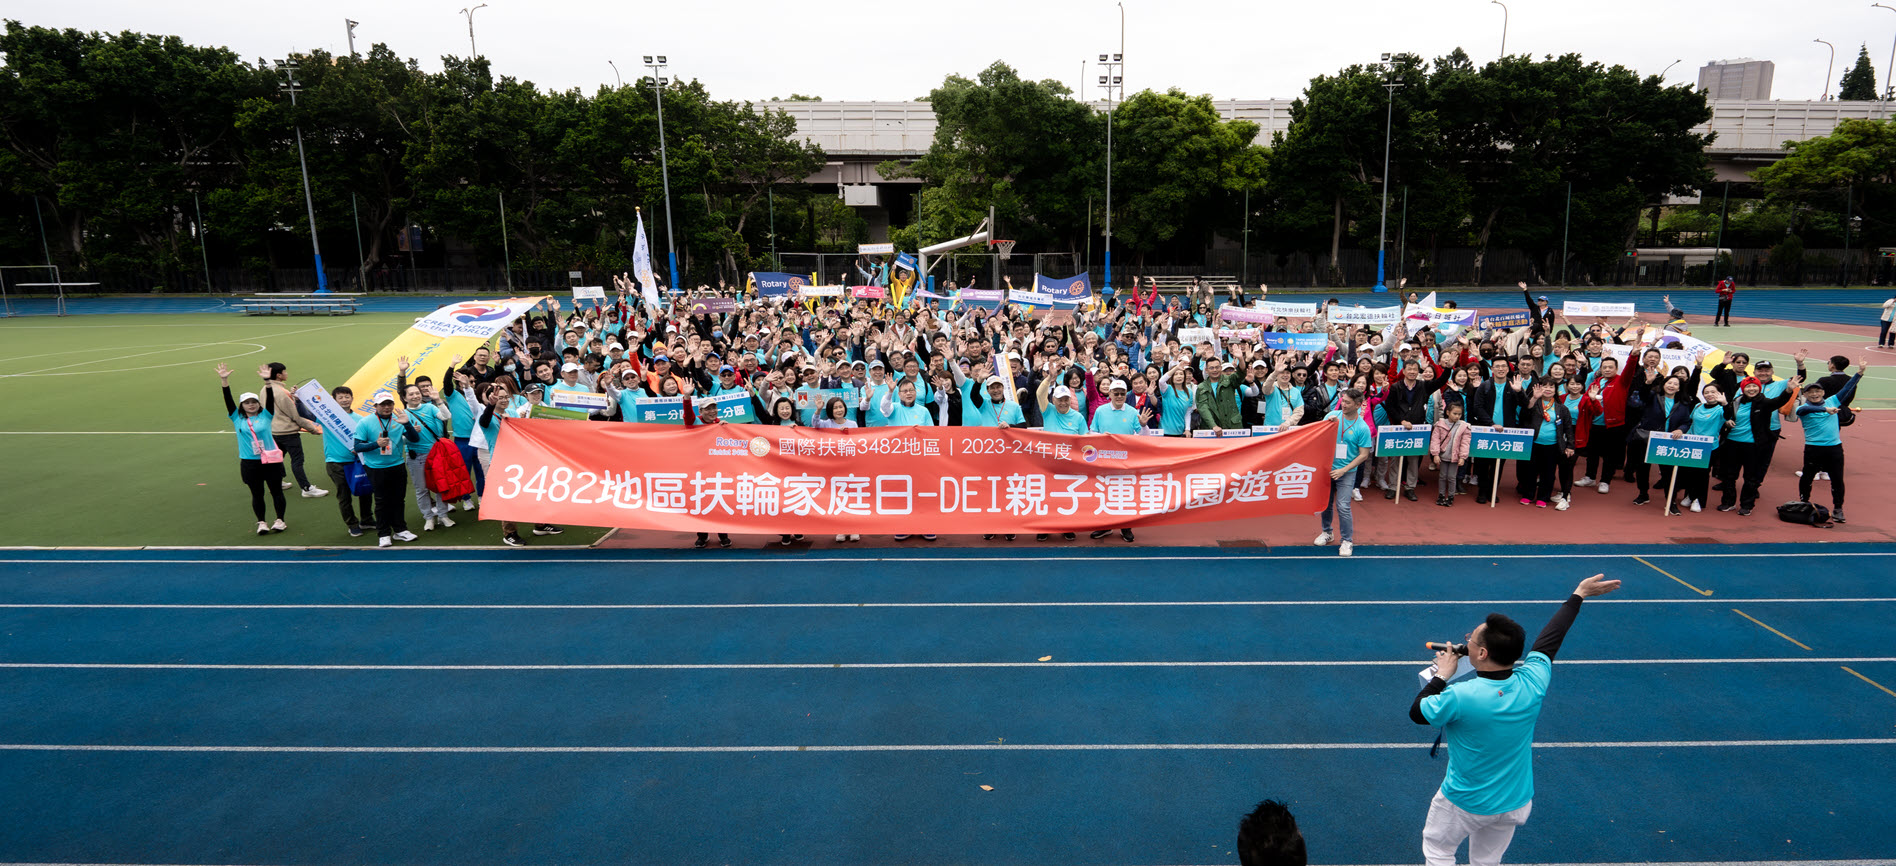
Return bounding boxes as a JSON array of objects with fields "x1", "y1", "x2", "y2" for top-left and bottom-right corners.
[
  {"x1": 1490, "y1": 0, "x2": 1509, "y2": 58},
  {"x1": 345, "y1": 19, "x2": 359, "y2": 57},
  {"x1": 1375, "y1": 55, "x2": 1404, "y2": 294},
  {"x1": 275, "y1": 59, "x2": 327, "y2": 293},
  {"x1": 1659, "y1": 58, "x2": 1682, "y2": 79},
  {"x1": 1814, "y1": 38, "x2": 1836, "y2": 99},
  {"x1": 608, "y1": 60, "x2": 621, "y2": 88},
  {"x1": 644, "y1": 55, "x2": 680, "y2": 292},
  {"x1": 1874, "y1": 4, "x2": 1896, "y2": 115},
  {"x1": 459, "y1": 4, "x2": 487, "y2": 59},
  {"x1": 1098, "y1": 52, "x2": 1122, "y2": 296}
]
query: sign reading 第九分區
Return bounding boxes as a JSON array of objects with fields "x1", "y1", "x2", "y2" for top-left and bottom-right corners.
[
  {"x1": 1469, "y1": 427, "x2": 1534, "y2": 461},
  {"x1": 1644, "y1": 433, "x2": 1716, "y2": 468},
  {"x1": 1375, "y1": 427, "x2": 1432, "y2": 457}
]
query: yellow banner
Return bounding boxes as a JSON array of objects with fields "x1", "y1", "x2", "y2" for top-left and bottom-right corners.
[{"x1": 340, "y1": 297, "x2": 549, "y2": 414}]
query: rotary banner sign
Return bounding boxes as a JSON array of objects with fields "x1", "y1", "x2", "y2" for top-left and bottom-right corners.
[{"x1": 482, "y1": 418, "x2": 1337, "y2": 534}]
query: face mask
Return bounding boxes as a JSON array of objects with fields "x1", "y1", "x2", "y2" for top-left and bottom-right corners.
[{"x1": 503, "y1": 364, "x2": 516, "y2": 372}]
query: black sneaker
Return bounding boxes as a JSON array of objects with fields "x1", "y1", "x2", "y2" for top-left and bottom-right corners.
[
  {"x1": 1403, "y1": 489, "x2": 1419, "y2": 502},
  {"x1": 1061, "y1": 532, "x2": 1076, "y2": 541},
  {"x1": 1738, "y1": 506, "x2": 1752, "y2": 516},
  {"x1": 502, "y1": 532, "x2": 524, "y2": 547},
  {"x1": 1632, "y1": 495, "x2": 1650, "y2": 506},
  {"x1": 1120, "y1": 528, "x2": 1134, "y2": 542},
  {"x1": 1832, "y1": 509, "x2": 1846, "y2": 524},
  {"x1": 693, "y1": 537, "x2": 707, "y2": 549},
  {"x1": 1005, "y1": 534, "x2": 1015, "y2": 541},
  {"x1": 1036, "y1": 534, "x2": 1050, "y2": 541},
  {"x1": 1089, "y1": 530, "x2": 1111, "y2": 540},
  {"x1": 533, "y1": 524, "x2": 563, "y2": 536},
  {"x1": 1717, "y1": 503, "x2": 1736, "y2": 513},
  {"x1": 982, "y1": 534, "x2": 995, "y2": 540},
  {"x1": 347, "y1": 525, "x2": 364, "y2": 537},
  {"x1": 1384, "y1": 489, "x2": 1397, "y2": 500},
  {"x1": 718, "y1": 535, "x2": 732, "y2": 548}
]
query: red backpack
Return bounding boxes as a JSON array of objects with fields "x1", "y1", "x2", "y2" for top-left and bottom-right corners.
[{"x1": 423, "y1": 439, "x2": 476, "y2": 501}]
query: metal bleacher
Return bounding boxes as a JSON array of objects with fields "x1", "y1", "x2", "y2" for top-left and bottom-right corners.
[{"x1": 232, "y1": 293, "x2": 363, "y2": 316}]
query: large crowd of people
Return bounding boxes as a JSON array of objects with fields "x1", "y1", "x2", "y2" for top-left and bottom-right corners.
[{"x1": 219, "y1": 278, "x2": 1870, "y2": 549}]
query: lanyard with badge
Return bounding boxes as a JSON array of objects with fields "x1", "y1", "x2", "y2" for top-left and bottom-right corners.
[{"x1": 1336, "y1": 416, "x2": 1357, "y2": 461}]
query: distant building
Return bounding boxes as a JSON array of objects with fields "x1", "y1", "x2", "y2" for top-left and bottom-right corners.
[{"x1": 1698, "y1": 59, "x2": 1774, "y2": 100}]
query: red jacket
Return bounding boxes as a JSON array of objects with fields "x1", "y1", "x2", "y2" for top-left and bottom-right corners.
[{"x1": 1595, "y1": 354, "x2": 1640, "y2": 427}]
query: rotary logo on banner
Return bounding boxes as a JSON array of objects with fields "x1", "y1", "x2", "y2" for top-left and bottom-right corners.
[{"x1": 341, "y1": 296, "x2": 549, "y2": 416}]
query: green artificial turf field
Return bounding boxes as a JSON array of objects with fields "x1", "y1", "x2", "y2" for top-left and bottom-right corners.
[{"x1": 0, "y1": 313, "x2": 606, "y2": 548}]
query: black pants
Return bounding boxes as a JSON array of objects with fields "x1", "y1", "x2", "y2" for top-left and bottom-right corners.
[
  {"x1": 1880, "y1": 319, "x2": 1892, "y2": 348},
  {"x1": 239, "y1": 459, "x2": 287, "y2": 521},
  {"x1": 1520, "y1": 442, "x2": 1560, "y2": 502},
  {"x1": 274, "y1": 433, "x2": 312, "y2": 489},
  {"x1": 1715, "y1": 297, "x2": 1733, "y2": 326},
  {"x1": 1585, "y1": 423, "x2": 1628, "y2": 482},
  {"x1": 1630, "y1": 431, "x2": 1655, "y2": 495},
  {"x1": 367, "y1": 464, "x2": 410, "y2": 537},
  {"x1": 325, "y1": 461, "x2": 374, "y2": 529},
  {"x1": 1677, "y1": 465, "x2": 1711, "y2": 504},
  {"x1": 1798, "y1": 444, "x2": 1845, "y2": 508},
  {"x1": 1555, "y1": 447, "x2": 1578, "y2": 498},
  {"x1": 1718, "y1": 435, "x2": 1778, "y2": 510}
]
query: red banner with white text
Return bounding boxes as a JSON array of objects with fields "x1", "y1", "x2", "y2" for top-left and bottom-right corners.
[{"x1": 482, "y1": 418, "x2": 1338, "y2": 534}]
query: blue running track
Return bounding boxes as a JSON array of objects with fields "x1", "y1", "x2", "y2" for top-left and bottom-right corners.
[{"x1": 0, "y1": 544, "x2": 1891, "y2": 865}]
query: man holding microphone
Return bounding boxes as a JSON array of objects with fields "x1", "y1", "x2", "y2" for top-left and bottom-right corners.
[{"x1": 1408, "y1": 573, "x2": 1623, "y2": 866}]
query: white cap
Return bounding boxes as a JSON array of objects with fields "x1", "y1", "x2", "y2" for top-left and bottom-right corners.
[
  {"x1": 606, "y1": 342, "x2": 624, "y2": 351},
  {"x1": 237, "y1": 392, "x2": 261, "y2": 404},
  {"x1": 1356, "y1": 345, "x2": 1375, "y2": 354},
  {"x1": 1052, "y1": 385, "x2": 1075, "y2": 399},
  {"x1": 561, "y1": 362, "x2": 581, "y2": 372},
  {"x1": 1108, "y1": 379, "x2": 1128, "y2": 392},
  {"x1": 1398, "y1": 343, "x2": 1415, "y2": 351},
  {"x1": 984, "y1": 376, "x2": 1005, "y2": 387},
  {"x1": 1251, "y1": 359, "x2": 1268, "y2": 368}
]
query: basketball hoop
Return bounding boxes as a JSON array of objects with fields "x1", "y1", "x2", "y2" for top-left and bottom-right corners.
[{"x1": 991, "y1": 239, "x2": 1016, "y2": 261}]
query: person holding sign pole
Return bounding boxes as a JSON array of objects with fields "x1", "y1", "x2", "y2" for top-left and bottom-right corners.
[
  {"x1": 321, "y1": 385, "x2": 374, "y2": 537},
  {"x1": 1381, "y1": 358, "x2": 1445, "y2": 501},
  {"x1": 1316, "y1": 389, "x2": 1373, "y2": 557},
  {"x1": 1631, "y1": 370, "x2": 1698, "y2": 510}
]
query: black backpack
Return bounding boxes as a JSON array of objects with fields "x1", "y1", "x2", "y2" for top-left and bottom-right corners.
[
  {"x1": 1777, "y1": 500, "x2": 1831, "y2": 527},
  {"x1": 1839, "y1": 404, "x2": 1856, "y2": 427}
]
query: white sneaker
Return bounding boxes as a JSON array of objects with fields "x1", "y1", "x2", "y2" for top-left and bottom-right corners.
[
  {"x1": 848, "y1": 534, "x2": 861, "y2": 542},
  {"x1": 462, "y1": 498, "x2": 479, "y2": 511},
  {"x1": 438, "y1": 514, "x2": 456, "y2": 528},
  {"x1": 1795, "y1": 470, "x2": 1804, "y2": 477},
  {"x1": 1315, "y1": 531, "x2": 1332, "y2": 546},
  {"x1": 378, "y1": 535, "x2": 392, "y2": 548},
  {"x1": 1555, "y1": 497, "x2": 1571, "y2": 511},
  {"x1": 424, "y1": 517, "x2": 436, "y2": 531},
  {"x1": 1816, "y1": 471, "x2": 1830, "y2": 481},
  {"x1": 1351, "y1": 488, "x2": 1363, "y2": 501},
  {"x1": 1338, "y1": 540, "x2": 1354, "y2": 557},
  {"x1": 280, "y1": 480, "x2": 295, "y2": 490},
  {"x1": 1575, "y1": 477, "x2": 1595, "y2": 488},
  {"x1": 271, "y1": 518, "x2": 287, "y2": 532},
  {"x1": 835, "y1": 534, "x2": 847, "y2": 542},
  {"x1": 301, "y1": 486, "x2": 329, "y2": 498},
  {"x1": 394, "y1": 530, "x2": 418, "y2": 542},
  {"x1": 1690, "y1": 500, "x2": 1702, "y2": 513},
  {"x1": 1597, "y1": 481, "x2": 1610, "y2": 494}
]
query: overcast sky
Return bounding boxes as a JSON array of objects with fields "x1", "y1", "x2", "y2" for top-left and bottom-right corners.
[{"x1": 17, "y1": 1, "x2": 1893, "y2": 104}]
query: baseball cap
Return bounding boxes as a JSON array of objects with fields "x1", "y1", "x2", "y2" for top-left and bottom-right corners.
[
  {"x1": 1538, "y1": 295, "x2": 1549, "y2": 301},
  {"x1": 1753, "y1": 359, "x2": 1773, "y2": 369},
  {"x1": 1251, "y1": 359, "x2": 1268, "y2": 368},
  {"x1": 560, "y1": 362, "x2": 581, "y2": 373},
  {"x1": 653, "y1": 354, "x2": 671, "y2": 363},
  {"x1": 984, "y1": 376, "x2": 1005, "y2": 387},
  {"x1": 1052, "y1": 385, "x2": 1075, "y2": 399},
  {"x1": 621, "y1": 368, "x2": 640, "y2": 379},
  {"x1": 1399, "y1": 343, "x2": 1415, "y2": 351},
  {"x1": 1109, "y1": 379, "x2": 1128, "y2": 392},
  {"x1": 719, "y1": 365, "x2": 735, "y2": 374},
  {"x1": 606, "y1": 342, "x2": 623, "y2": 351},
  {"x1": 869, "y1": 360, "x2": 886, "y2": 370},
  {"x1": 237, "y1": 392, "x2": 261, "y2": 404},
  {"x1": 1356, "y1": 345, "x2": 1374, "y2": 354}
]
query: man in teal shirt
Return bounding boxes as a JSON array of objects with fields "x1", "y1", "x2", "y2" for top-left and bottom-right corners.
[
  {"x1": 352, "y1": 394, "x2": 421, "y2": 547},
  {"x1": 1090, "y1": 380, "x2": 1147, "y2": 435},
  {"x1": 1316, "y1": 389, "x2": 1373, "y2": 557},
  {"x1": 322, "y1": 385, "x2": 374, "y2": 538},
  {"x1": 1411, "y1": 574, "x2": 1622, "y2": 866}
]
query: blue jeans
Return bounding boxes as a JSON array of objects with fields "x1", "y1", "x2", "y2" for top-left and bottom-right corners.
[{"x1": 1321, "y1": 467, "x2": 1357, "y2": 542}]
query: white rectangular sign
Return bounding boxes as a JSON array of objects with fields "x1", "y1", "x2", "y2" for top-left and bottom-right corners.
[
  {"x1": 1260, "y1": 301, "x2": 1318, "y2": 318},
  {"x1": 1326, "y1": 305, "x2": 1402, "y2": 325},
  {"x1": 857, "y1": 243, "x2": 896, "y2": 255},
  {"x1": 1563, "y1": 301, "x2": 1636, "y2": 317},
  {"x1": 572, "y1": 286, "x2": 605, "y2": 301}
]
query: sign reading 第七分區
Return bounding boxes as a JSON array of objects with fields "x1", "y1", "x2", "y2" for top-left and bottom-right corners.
[
  {"x1": 1644, "y1": 433, "x2": 1716, "y2": 468},
  {"x1": 1375, "y1": 427, "x2": 1432, "y2": 457},
  {"x1": 1469, "y1": 427, "x2": 1535, "y2": 461}
]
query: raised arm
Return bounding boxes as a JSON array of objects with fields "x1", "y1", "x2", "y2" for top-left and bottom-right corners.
[{"x1": 1533, "y1": 574, "x2": 1620, "y2": 660}]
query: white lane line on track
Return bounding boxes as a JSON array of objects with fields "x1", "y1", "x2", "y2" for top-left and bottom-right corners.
[
  {"x1": 0, "y1": 738, "x2": 1891, "y2": 753},
  {"x1": 1, "y1": 598, "x2": 1891, "y2": 609},
  {"x1": 4, "y1": 658, "x2": 1892, "y2": 671}
]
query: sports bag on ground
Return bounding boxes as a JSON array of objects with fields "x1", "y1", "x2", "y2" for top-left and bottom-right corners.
[{"x1": 1776, "y1": 500, "x2": 1830, "y2": 527}]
